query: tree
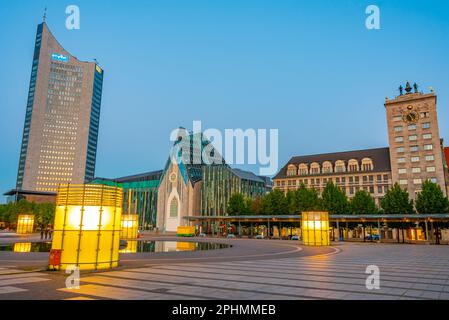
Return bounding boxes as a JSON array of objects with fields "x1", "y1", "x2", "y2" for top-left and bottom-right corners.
[
  {"x1": 227, "y1": 193, "x2": 247, "y2": 216},
  {"x1": 36, "y1": 202, "x2": 56, "y2": 227},
  {"x1": 415, "y1": 180, "x2": 449, "y2": 243},
  {"x1": 415, "y1": 180, "x2": 449, "y2": 214},
  {"x1": 351, "y1": 190, "x2": 377, "y2": 215},
  {"x1": 321, "y1": 181, "x2": 349, "y2": 214},
  {"x1": 294, "y1": 184, "x2": 321, "y2": 213},
  {"x1": 381, "y1": 183, "x2": 414, "y2": 243},
  {"x1": 250, "y1": 197, "x2": 264, "y2": 215},
  {"x1": 261, "y1": 189, "x2": 289, "y2": 215}
]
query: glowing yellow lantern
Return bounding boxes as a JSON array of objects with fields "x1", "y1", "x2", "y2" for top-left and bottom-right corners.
[
  {"x1": 301, "y1": 211, "x2": 330, "y2": 246},
  {"x1": 16, "y1": 215, "x2": 34, "y2": 235},
  {"x1": 14, "y1": 242, "x2": 32, "y2": 253},
  {"x1": 119, "y1": 240, "x2": 138, "y2": 253},
  {"x1": 120, "y1": 214, "x2": 139, "y2": 239},
  {"x1": 51, "y1": 184, "x2": 123, "y2": 270}
]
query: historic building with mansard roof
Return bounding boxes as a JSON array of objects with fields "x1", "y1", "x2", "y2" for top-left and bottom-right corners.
[{"x1": 273, "y1": 84, "x2": 449, "y2": 205}]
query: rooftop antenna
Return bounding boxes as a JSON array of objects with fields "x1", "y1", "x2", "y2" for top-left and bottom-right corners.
[{"x1": 43, "y1": 6, "x2": 47, "y2": 22}]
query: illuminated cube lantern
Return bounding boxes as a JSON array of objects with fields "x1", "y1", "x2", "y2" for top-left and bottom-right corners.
[
  {"x1": 120, "y1": 214, "x2": 139, "y2": 239},
  {"x1": 51, "y1": 184, "x2": 123, "y2": 270},
  {"x1": 16, "y1": 214, "x2": 34, "y2": 234},
  {"x1": 301, "y1": 211, "x2": 330, "y2": 246},
  {"x1": 14, "y1": 242, "x2": 32, "y2": 253}
]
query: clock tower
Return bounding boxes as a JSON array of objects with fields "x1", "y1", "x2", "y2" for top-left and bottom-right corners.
[{"x1": 385, "y1": 83, "x2": 448, "y2": 199}]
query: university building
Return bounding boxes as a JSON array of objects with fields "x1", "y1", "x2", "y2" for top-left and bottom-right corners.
[
  {"x1": 93, "y1": 131, "x2": 272, "y2": 232},
  {"x1": 274, "y1": 84, "x2": 449, "y2": 204},
  {"x1": 11, "y1": 21, "x2": 104, "y2": 196}
]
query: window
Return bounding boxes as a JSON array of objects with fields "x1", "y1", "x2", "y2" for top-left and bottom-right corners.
[
  {"x1": 377, "y1": 175, "x2": 382, "y2": 182},
  {"x1": 399, "y1": 179, "x2": 408, "y2": 185},
  {"x1": 348, "y1": 159, "x2": 359, "y2": 172},
  {"x1": 412, "y1": 167, "x2": 421, "y2": 173},
  {"x1": 398, "y1": 168, "x2": 407, "y2": 174},
  {"x1": 424, "y1": 144, "x2": 433, "y2": 151},
  {"x1": 394, "y1": 126, "x2": 403, "y2": 132},
  {"x1": 276, "y1": 181, "x2": 280, "y2": 187},
  {"x1": 322, "y1": 161, "x2": 333, "y2": 174},
  {"x1": 363, "y1": 176, "x2": 368, "y2": 183},
  {"x1": 298, "y1": 164, "x2": 308, "y2": 175},
  {"x1": 335, "y1": 160, "x2": 346, "y2": 173},
  {"x1": 426, "y1": 166, "x2": 436, "y2": 173},
  {"x1": 287, "y1": 165, "x2": 297, "y2": 176},
  {"x1": 310, "y1": 162, "x2": 320, "y2": 174},
  {"x1": 383, "y1": 174, "x2": 389, "y2": 181},
  {"x1": 169, "y1": 198, "x2": 178, "y2": 218},
  {"x1": 395, "y1": 136, "x2": 404, "y2": 143},
  {"x1": 361, "y1": 158, "x2": 373, "y2": 171},
  {"x1": 431, "y1": 178, "x2": 437, "y2": 183},
  {"x1": 378, "y1": 186, "x2": 383, "y2": 193},
  {"x1": 423, "y1": 133, "x2": 432, "y2": 140},
  {"x1": 410, "y1": 145, "x2": 419, "y2": 152},
  {"x1": 393, "y1": 115, "x2": 402, "y2": 122},
  {"x1": 397, "y1": 147, "x2": 405, "y2": 153},
  {"x1": 397, "y1": 157, "x2": 406, "y2": 163},
  {"x1": 426, "y1": 155, "x2": 435, "y2": 161},
  {"x1": 409, "y1": 135, "x2": 418, "y2": 141},
  {"x1": 420, "y1": 111, "x2": 429, "y2": 118},
  {"x1": 369, "y1": 186, "x2": 374, "y2": 194},
  {"x1": 411, "y1": 156, "x2": 420, "y2": 162},
  {"x1": 349, "y1": 187, "x2": 354, "y2": 195},
  {"x1": 422, "y1": 122, "x2": 430, "y2": 129},
  {"x1": 413, "y1": 178, "x2": 422, "y2": 185},
  {"x1": 408, "y1": 124, "x2": 416, "y2": 131}
]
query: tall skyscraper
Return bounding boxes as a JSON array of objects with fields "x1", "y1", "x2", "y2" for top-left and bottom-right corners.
[{"x1": 16, "y1": 22, "x2": 104, "y2": 192}]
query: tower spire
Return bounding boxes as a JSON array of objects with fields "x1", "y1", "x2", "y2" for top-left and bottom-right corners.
[{"x1": 43, "y1": 7, "x2": 47, "y2": 23}]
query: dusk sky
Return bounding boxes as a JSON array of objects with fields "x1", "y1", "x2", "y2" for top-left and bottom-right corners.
[{"x1": 1, "y1": 0, "x2": 448, "y2": 202}]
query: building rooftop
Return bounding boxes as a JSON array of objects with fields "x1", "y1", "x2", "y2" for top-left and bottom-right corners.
[{"x1": 274, "y1": 147, "x2": 391, "y2": 179}]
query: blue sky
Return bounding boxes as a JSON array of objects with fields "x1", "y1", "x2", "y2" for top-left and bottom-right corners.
[{"x1": 1, "y1": 0, "x2": 449, "y2": 202}]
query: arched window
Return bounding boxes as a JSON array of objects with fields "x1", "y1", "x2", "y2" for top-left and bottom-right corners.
[
  {"x1": 169, "y1": 198, "x2": 178, "y2": 218},
  {"x1": 310, "y1": 162, "x2": 320, "y2": 175},
  {"x1": 335, "y1": 160, "x2": 346, "y2": 173},
  {"x1": 322, "y1": 161, "x2": 333, "y2": 174},
  {"x1": 361, "y1": 158, "x2": 374, "y2": 171},
  {"x1": 348, "y1": 159, "x2": 359, "y2": 172},
  {"x1": 298, "y1": 164, "x2": 308, "y2": 175},
  {"x1": 287, "y1": 164, "x2": 297, "y2": 176}
]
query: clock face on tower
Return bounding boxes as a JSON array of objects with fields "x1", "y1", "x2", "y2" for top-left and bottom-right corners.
[{"x1": 403, "y1": 105, "x2": 419, "y2": 124}]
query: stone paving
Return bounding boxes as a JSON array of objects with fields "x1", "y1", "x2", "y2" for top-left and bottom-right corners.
[{"x1": 1, "y1": 239, "x2": 449, "y2": 300}]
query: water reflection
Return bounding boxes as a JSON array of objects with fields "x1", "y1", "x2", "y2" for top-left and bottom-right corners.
[{"x1": 1, "y1": 241, "x2": 229, "y2": 254}]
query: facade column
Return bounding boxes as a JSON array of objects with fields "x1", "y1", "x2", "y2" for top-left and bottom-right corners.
[
  {"x1": 377, "y1": 219, "x2": 381, "y2": 242},
  {"x1": 336, "y1": 220, "x2": 340, "y2": 241},
  {"x1": 238, "y1": 220, "x2": 241, "y2": 237},
  {"x1": 267, "y1": 220, "x2": 271, "y2": 238},
  {"x1": 279, "y1": 222, "x2": 282, "y2": 239},
  {"x1": 425, "y1": 221, "x2": 429, "y2": 241}
]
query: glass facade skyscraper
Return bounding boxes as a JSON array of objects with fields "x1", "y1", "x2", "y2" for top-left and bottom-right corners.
[{"x1": 16, "y1": 22, "x2": 104, "y2": 192}]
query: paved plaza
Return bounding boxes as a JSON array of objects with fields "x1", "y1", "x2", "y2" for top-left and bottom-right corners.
[{"x1": 1, "y1": 236, "x2": 449, "y2": 300}]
